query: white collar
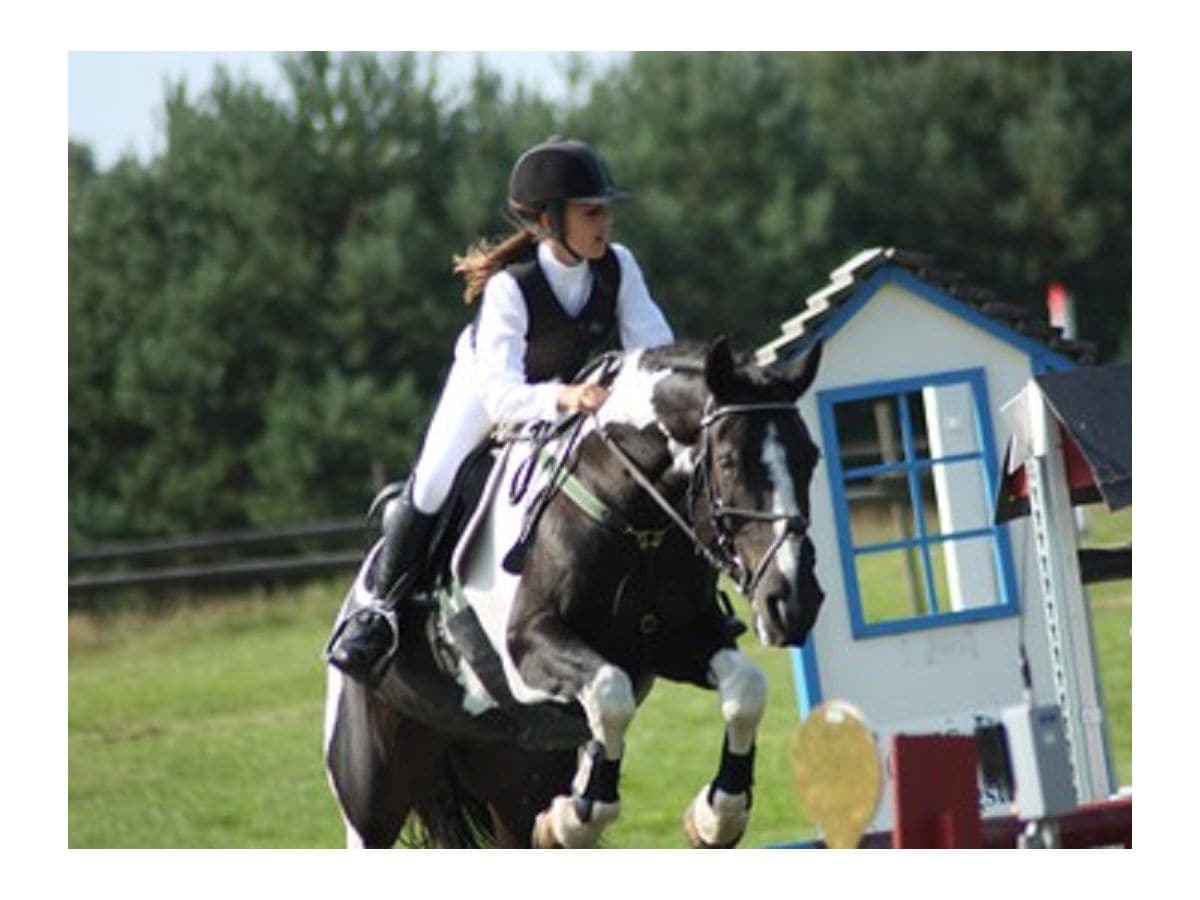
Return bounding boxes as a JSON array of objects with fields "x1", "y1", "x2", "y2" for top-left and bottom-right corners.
[{"x1": 537, "y1": 240, "x2": 588, "y2": 279}]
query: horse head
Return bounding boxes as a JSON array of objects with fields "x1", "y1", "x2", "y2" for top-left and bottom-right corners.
[
  {"x1": 598, "y1": 337, "x2": 825, "y2": 647},
  {"x1": 696, "y1": 337, "x2": 825, "y2": 647}
]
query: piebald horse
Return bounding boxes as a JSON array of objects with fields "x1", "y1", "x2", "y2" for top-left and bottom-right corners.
[{"x1": 323, "y1": 337, "x2": 824, "y2": 848}]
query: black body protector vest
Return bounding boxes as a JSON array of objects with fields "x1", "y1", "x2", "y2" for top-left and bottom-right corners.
[{"x1": 504, "y1": 245, "x2": 622, "y2": 383}]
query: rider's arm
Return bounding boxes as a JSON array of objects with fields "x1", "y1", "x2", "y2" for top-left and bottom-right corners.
[
  {"x1": 470, "y1": 271, "x2": 566, "y2": 425},
  {"x1": 612, "y1": 244, "x2": 674, "y2": 350}
]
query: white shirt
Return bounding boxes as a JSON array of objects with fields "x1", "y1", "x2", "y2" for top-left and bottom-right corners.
[{"x1": 453, "y1": 241, "x2": 674, "y2": 424}]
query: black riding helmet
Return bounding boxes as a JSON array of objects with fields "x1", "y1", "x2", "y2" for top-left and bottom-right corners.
[{"x1": 507, "y1": 137, "x2": 626, "y2": 260}]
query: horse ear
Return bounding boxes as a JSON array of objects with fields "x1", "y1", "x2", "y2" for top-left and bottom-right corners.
[
  {"x1": 704, "y1": 336, "x2": 737, "y2": 399},
  {"x1": 774, "y1": 340, "x2": 823, "y2": 399}
]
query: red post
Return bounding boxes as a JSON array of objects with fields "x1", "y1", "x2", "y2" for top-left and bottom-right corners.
[
  {"x1": 1046, "y1": 282, "x2": 1070, "y2": 330},
  {"x1": 890, "y1": 734, "x2": 983, "y2": 848}
]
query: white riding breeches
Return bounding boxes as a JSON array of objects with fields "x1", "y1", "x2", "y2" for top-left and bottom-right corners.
[{"x1": 409, "y1": 359, "x2": 494, "y2": 515}]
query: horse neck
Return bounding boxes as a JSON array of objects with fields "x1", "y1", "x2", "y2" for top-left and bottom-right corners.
[{"x1": 594, "y1": 351, "x2": 707, "y2": 465}]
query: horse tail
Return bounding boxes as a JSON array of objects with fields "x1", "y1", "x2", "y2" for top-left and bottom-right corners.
[{"x1": 404, "y1": 751, "x2": 496, "y2": 848}]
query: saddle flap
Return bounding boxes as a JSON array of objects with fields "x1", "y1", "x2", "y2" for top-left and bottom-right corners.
[{"x1": 419, "y1": 441, "x2": 499, "y2": 592}]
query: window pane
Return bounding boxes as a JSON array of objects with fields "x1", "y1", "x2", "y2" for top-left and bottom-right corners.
[
  {"x1": 847, "y1": 472, "x2": 916, "y2": 549},
  {"x1": 933, "y1": 535, "x2": 1001, "y2": 610},
  {"x1": 925, "y1": 459, "x2": 992, "y2": 536},
  {"x1": 856, "y1": 548, "x2": 930, "y2": 623},
  {"x1": 905, "y1": 391, "x2": 931, "y2": 459},
  {"x1": 834, "y1": 395, "x2": 904, "y2": 471},
  {"x1": 922, "y1": 382, "x2": 981, "y2": 457}
]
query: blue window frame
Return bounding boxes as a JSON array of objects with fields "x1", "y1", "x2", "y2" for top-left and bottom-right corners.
[{"x1": 816, "y1": 368, "x2": 1019, "y2": 638}]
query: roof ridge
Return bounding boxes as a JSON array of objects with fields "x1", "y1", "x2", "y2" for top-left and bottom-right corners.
[{"x1": 756, "y1": 246, "x2": 1097, "y2": 366}]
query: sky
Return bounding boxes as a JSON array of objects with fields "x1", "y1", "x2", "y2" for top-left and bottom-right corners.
[{"x1": 68, "y1": 51, "x2": 626, "y2": 169}]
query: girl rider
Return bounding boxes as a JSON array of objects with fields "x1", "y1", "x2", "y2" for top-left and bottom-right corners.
[{"x1": 327, "y1": 137, "x2": 675, "y2": 685}]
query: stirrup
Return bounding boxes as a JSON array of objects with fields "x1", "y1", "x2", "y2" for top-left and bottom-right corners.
[{"x1": 324, "y1": 602, "x2": 402, "y2": 685}]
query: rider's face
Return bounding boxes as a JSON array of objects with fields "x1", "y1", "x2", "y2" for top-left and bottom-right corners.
[{"x1": 544, "y1": 201, "x2": 613, "y2": 263}]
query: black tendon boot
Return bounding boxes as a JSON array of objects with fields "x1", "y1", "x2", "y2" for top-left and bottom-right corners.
[{"x1": 327, "y1": 483, "x2": 437, "y2": 684}]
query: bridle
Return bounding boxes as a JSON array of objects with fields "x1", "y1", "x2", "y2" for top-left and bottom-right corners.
[
  {"x1": 694, "y1": 399, "x2": 813, "y2": 596},
  {"x1": 590, "y1": 397, "x2": 812, "y2": 597}
]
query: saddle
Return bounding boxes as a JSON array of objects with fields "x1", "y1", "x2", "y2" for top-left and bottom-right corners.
[
  {"x1": 352, "y1": 429, "x2": 593, "y2": 750},
  {"x1": 361, "y1": 440, "x2": 500, "y2": 604},
  {"x1": 421, "y1": 441, "x2": 499, "y2": 601}
]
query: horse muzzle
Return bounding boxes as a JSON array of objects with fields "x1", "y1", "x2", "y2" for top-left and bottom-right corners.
[{"x1": 749, "y1": 542, "x2": 824, "y2": 647}]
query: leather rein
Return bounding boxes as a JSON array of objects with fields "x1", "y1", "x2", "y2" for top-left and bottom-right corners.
[{"x1": 589, "y1": 397, "x2": 811, "y2": 597}]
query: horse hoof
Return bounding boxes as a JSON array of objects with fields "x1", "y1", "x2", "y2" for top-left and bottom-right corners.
[
  {"x1": 682, "y1": 797, "x2": 745, "y2": 849},
  {"x1": 532, "y1": 811, "x2": 564, "y2": 849}
]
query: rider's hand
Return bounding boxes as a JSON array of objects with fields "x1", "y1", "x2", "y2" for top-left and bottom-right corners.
[{"x1": 557, "y1": 383, "x2": 610, "y2": 414}]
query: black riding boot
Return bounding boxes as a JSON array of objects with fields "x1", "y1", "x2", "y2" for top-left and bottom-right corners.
[{"x1": 327, "y1": 482, "x2": 437, "y2": 684}]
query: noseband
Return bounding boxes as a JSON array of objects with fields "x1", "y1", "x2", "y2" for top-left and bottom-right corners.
[{"x1": 591, "y1": 398, "x2": 810, "y2": 597}]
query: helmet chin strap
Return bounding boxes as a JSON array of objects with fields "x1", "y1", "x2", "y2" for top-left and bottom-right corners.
[
  {"x1": 515, "y1": 201, "x2": 586, "y2": 264},
  {"x1": 546, "y1": 202, "x2": 584, "y2": 263}
]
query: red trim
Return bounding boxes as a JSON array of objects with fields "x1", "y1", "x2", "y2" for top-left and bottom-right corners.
[
  {"x1": 1061, "y1": 426, "x2": 1095, "y2": 493},
  {"x1": 890, "y1": 735, "x2": 983, "y2": 848},
  {"x1": 851, "y1": 796, "x2": 1132, "y2": 849},
  {"x1": 1002, "y1": 424, "x2": 1095, "y2": 501}
]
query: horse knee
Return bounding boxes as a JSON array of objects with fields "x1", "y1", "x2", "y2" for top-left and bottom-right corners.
[
  {"x1": 710, "y1": 650, "x2": 767, "y2": 750},
  {"x1": 580, "y1": 664, "x2": 635, "y2": 757}
]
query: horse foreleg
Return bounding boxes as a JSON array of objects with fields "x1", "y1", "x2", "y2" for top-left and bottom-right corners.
[
  {"x1": 683, "y1": 648, "x2": 767, "y2": 848},
  {"x1": 532, "y1": 663, "x2": 636, "y2": 848},
  {"x1": 511, "y1": 612, "x2": 634, "y2": 848}
]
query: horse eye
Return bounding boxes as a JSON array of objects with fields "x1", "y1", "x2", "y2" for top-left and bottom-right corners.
[{"x1": 717, "y1": 451, "x2": 737, "y2": 472}]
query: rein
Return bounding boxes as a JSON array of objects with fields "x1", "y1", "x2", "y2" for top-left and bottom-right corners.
[
  {"x1": 591, "y1": 424, "x2": 726, "y2": 569},
  {"x1": 587, "y1": 397, "x2": 809, "y2": 597}
]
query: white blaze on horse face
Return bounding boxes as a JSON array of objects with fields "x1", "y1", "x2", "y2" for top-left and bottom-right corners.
[{"x1": 761, "y1": 422, "x2": 801, "y2": 588}]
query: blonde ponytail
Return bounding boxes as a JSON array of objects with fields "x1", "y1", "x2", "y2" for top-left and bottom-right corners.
[{"x1": 452, "y1": 228, "x2": 538, "y2": 304}]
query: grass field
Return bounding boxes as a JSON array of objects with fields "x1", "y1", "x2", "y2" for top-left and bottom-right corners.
[{"x1": 68, "y1": 508, "x2": 1130, "y2": 848}]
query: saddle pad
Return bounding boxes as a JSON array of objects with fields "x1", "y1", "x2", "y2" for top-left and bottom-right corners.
[{"x1": 444, "y1": 420, "x2": 596, "y2": 713}]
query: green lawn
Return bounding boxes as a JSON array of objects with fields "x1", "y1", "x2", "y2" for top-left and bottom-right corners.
[
  {"x1": 69, "y1": 586, "x2": 347, "y2": 848},
  {"x1": 68, "y1": 583, "x2": 813, "y2": 848},
  {"x1": 68, "y1": 506, "x2": 1130, "y2": 847}
]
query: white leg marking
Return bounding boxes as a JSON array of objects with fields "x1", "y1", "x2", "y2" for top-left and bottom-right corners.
[
  {"x1": 540, "y1": 793, "x2": 620, "y2": 848},
  {"x1": 540, "y1": 665, "x2": 634, "y2": 848},
  {"x1": 686, "y1": 650, "x2": 766, "y2": 847},
  {"x1": 761, "y1": 422, "x2": 801, "y2": 587},
  {"x1": 709, "y1": 649, "x2": 767, "y2": 754},
  {"x1": 687, "y1": 783, "x2": 751, "y2": 847},
  {"x1": 578, "y1": 664, "x2": 636, "y2": 759}
]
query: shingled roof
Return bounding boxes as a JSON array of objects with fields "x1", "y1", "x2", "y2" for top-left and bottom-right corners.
[{"x1": 755, "y1": 247, "x2": 1098, "y2": 367}]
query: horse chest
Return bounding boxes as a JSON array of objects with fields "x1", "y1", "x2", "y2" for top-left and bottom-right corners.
[{"x1": 560, "y1": 543, "x2": 713, "y2": 669}]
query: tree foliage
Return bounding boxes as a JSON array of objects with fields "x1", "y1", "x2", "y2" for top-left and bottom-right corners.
[{"x1": 68, "y1": 51, "x2": 1130, "y2": 543}]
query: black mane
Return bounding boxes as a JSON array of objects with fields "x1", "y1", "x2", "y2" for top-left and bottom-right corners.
[{"x1": 639, "y1": 340, "x2": 793, "y2": 394}]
